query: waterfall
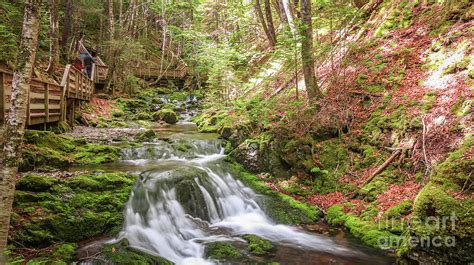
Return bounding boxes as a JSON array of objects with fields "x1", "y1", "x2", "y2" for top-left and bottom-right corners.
[{"x1": 114, "y1": 135, "x2": 361, "y2": 265}]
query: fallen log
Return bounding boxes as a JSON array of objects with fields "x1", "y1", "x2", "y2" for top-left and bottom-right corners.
[{"x1": 349, "y1": 149, "x2": 401, "y2": 199}]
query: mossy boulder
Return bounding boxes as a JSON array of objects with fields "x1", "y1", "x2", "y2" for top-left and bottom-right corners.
[
  {"x1": 205, "y1": 242, "x2": 243, "y2": 260},
  {"x1": 17, "y1": 174, "x2": 59, "y2": 192},
  {"x1": 102, "y1": 239, "x2": 174, "y2": 265},
  {"x1": 153, "y1": 109, "x2": 179, "y2": 124},
  {"x1": 20, "y1": 130, "x2": 121, "y2": 171},
  {"x1": 11, "y1": 172, "x2": 137, "y2": 248},
  {"x1": 135, "y1": 130, "x2": 157, "y2": 142},
  {"x1": 158, "y1": 166, "x2": 212, "y2": 221},
  {"x1": 242, "y1": 235, "x2": 274, "y2": 255}
]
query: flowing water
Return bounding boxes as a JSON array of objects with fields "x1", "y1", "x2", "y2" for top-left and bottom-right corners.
[{"x1": 77, "y1": 120, "x2": 395, "y2": 264}]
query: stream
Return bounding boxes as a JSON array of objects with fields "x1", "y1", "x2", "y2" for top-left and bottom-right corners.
[{"x1": 75, "y1": 112, "x2": 396, "y2": 264}]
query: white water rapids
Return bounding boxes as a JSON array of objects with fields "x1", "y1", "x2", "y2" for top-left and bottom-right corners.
[{"x1": 111, "y1": 123, "x2": 368, "y2": 265}]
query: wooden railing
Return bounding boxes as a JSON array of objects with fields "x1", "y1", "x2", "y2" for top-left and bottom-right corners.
[
  {"x1": 0, "y1": 70, "x2": 64, "y2": 126},
  {"x1": 60, "y1": 64, "x2": 94, "y2": 100}
]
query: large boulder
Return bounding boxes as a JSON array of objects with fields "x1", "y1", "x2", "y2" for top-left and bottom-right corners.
[{"x1": 153, "y1": 109, "x2": 179, "y2": 124}]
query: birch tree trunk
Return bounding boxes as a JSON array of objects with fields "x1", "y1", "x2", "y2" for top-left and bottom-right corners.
[
  {"x1": 46, "y1": 0, "x2": 59, "y2": 74},
  {"x1": 0, "y1": 0, "x2": 41, "y2": 259},
  {"x1": 299, "y1": 0, "x2": 321, "y2": 100}
]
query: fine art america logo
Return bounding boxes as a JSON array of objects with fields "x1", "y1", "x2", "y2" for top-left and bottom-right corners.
[{"x1": 376, "y1": 212, "x2": 458, "y2": 249}]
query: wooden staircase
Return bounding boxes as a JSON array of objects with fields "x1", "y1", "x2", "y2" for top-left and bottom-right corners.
[{"x1": 0, "y1": 41, "x2": 109, "y2": 127}]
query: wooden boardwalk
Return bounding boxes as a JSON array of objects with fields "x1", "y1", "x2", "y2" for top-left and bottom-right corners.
[
  {"x1": 0, "y1": 64, "x2": 96, "y2": 126},
  {"x1": 0, "y1": 40, "x2": 189, "y2": 127}
]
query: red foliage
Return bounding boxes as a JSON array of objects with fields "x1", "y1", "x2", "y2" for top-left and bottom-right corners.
[
  {"x1": 375, "y1": 181, "x2": 422, "y2": 216},
  {"x1": 307, "y1": 192, "x2": 346, "y2": 210}
]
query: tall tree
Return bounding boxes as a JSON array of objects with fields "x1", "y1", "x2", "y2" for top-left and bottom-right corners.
[
  {"x1": 255, "y1": 0, "x2": 276, "y2": 47},
  {"x1": 61, "y1": 0, "x2": 73, "y2": 49},
  {"x1": 264, "y1": 0, "x2": 277, "y2": 44},
  {"x1": 0, "y1": 0, "x2": 41, "y2": 258},
  {"x1": 298, "y1": 0, "x2": 321, "y2": 99},
  {"x1": 46, "y1": 0, "x2": 59, "y2": 74}
]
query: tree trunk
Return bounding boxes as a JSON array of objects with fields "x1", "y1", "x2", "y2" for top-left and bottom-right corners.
[
  {"x1": 47, "y1": 0, "x2": 59, "y2": 74},
  {"x1": 255, "y1": 0, "x2": 276, "y2": 47},
  {"x1": 106, "y1": 0, "x2": 115, "y2": 93},
  {"x1": 0, "y1": 0, "x2": 41, "y2": 259},
  {"x1": 108, "y1": 0, "x2": 115, "y2": 40},
  {"x1": 264, "y1": 0, "x2": 277, "y2": 44},
  {"x1": 61, "y1": 0, "x2": 73, "y2": 49},
  {"x1": 299, "y1": 0, "x2": 321, "y2": 100}
]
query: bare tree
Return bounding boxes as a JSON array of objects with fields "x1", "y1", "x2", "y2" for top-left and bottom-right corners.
[
  {"x1": 0, "y1": 0, "x2": 41, "y2": 259},
  {"x1": 47, "y1": 0, "x2": 59, "y2": 74}
]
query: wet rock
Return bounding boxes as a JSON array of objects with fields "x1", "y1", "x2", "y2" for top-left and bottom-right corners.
[{"x1": 234, "y1": 142, "x2": 266, "y2": 172}]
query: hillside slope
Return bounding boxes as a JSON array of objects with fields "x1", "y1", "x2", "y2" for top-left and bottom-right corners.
[{"x1": 195, "y1": 1, "x2": 473, "y2": 263}]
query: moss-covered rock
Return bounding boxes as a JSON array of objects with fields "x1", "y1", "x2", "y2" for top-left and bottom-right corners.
[
  {"x1": 205, "y1": 242, "x2": 243, "y2": 260},
  {"x1": 242, "y1": 235, "x2": 274, "y2": 255},
  {"x1": 326, "y1": 205, "x2": 400, "y2": 250},
  {"x1": 11, "y1": 172, "x2": 137, "y2": 249},
  {"x1": 102, "y1": 239, "x2": 174, "y2": 265},
  {"x1": 20, "y1": 130, "x2": 121, "y2": 171},
  {"x1": 17, "y1": 174, "x2": 59, "y2": 192},
  {"x1": 153, "y1": 109, "x2": 179, "y2": 124},
  {"x1": 135, "y1": 130, "x2": 157, "y2": 142},
  {"x1": 230, "y1": 163, "x2": 319, "y2": 224}
]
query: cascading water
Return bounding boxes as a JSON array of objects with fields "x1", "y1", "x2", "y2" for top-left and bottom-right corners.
[{"x1": 110, "y1": 122, "x2": 394, "y2": 265}]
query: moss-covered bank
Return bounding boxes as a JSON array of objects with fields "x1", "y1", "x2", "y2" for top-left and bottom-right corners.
[
  {"x1": 20, "y1": 130, "x2": 121, "y2": 171},
  {"x1": 7, "y1": 172, "x2": 137, "y2": 263}
]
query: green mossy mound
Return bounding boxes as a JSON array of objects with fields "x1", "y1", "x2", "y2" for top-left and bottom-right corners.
[
  {"x1": 20, "y1": 130, "x2": 120, "y2": 171},
  {"x1": 326, "y1": 205, "x2": 400, "y2": 250},
  {"x1": 10, "y1": 172, "x2": 137, "y2": 249},
  {"x1": 153, "y1": 109, "x2": 179, "y2": 124},
  {"x1": 205, "y1": 242, "x2": 243, "y2": 260},
  {"x1": 102, "y1": 239, "x2": 174, "y2": 265},
  {"x1": 135, "y1": 130, "x2": 157, "y2": 142},
  {"x1": 242, "y1": 235, "x2": 274, "y2": 255},
  {"x1": 230, "y1": 163, "x2": 319, "y2": 224}
]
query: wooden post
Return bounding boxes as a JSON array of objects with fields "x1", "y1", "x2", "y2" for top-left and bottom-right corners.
[
  {"x1": 44, "y1": 83, "x2": 49, "y2": 124},
  {"x1": 0, "y1": 72, "x2": 4, "y2": 125},
  {"x1": 26, "y1": 84, "x2": 31, "y2": 126}
]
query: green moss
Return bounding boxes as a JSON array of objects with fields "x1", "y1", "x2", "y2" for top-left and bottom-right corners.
[
  {"x1": 422, "y1": 91, "x2": 437, "y2": 112},
  {"x1": 133, "y1": 112, "x2": 153, "y2": 120},
  {"x1": 230, "y1": 163, "x2": 319, "y2": 224},
  {"x1": 205, "y1": 242, "x2": 243, "y2": 260},
  {"x1": 359, "y1": 180, "x2": 388, "y2": 201},
  {"x1": 20, "y1": 130, "x2": 120, "y2": 171},
  {"x1": 153, "y1": 109, "x2": 179, "y2": 124},
  {"x1": 17, "y1": 175, "x2": 59, "y2": 192},
  {"x1": 11, "y1": 172, "x2": 137, "y2": 248},
  {"x1": 135, "y1": 130, "x2": 157, "y2": 142},
  {"x1": 73, "y1": 144, "x2": 120, "y2": 165},
  {"x1": 384, "y1": 200, "x2": 412, "y2": 219},
  {"x1": 326, "y1": 205, "x2": 400, "y2": 250},
  {"x1": 242, "y1": 235, "x2": 274, "y2": 255},
  {"x1": 443, "y1": 57, "x2": 471, "y2": 75},
  {"x1": 102, "y1": 239, "x2": 173, "y2": 265}
]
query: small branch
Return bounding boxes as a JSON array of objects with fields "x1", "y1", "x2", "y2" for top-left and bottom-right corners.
[{"x1": 422, "y1": 116, "x2": 431, "y2": 181}]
